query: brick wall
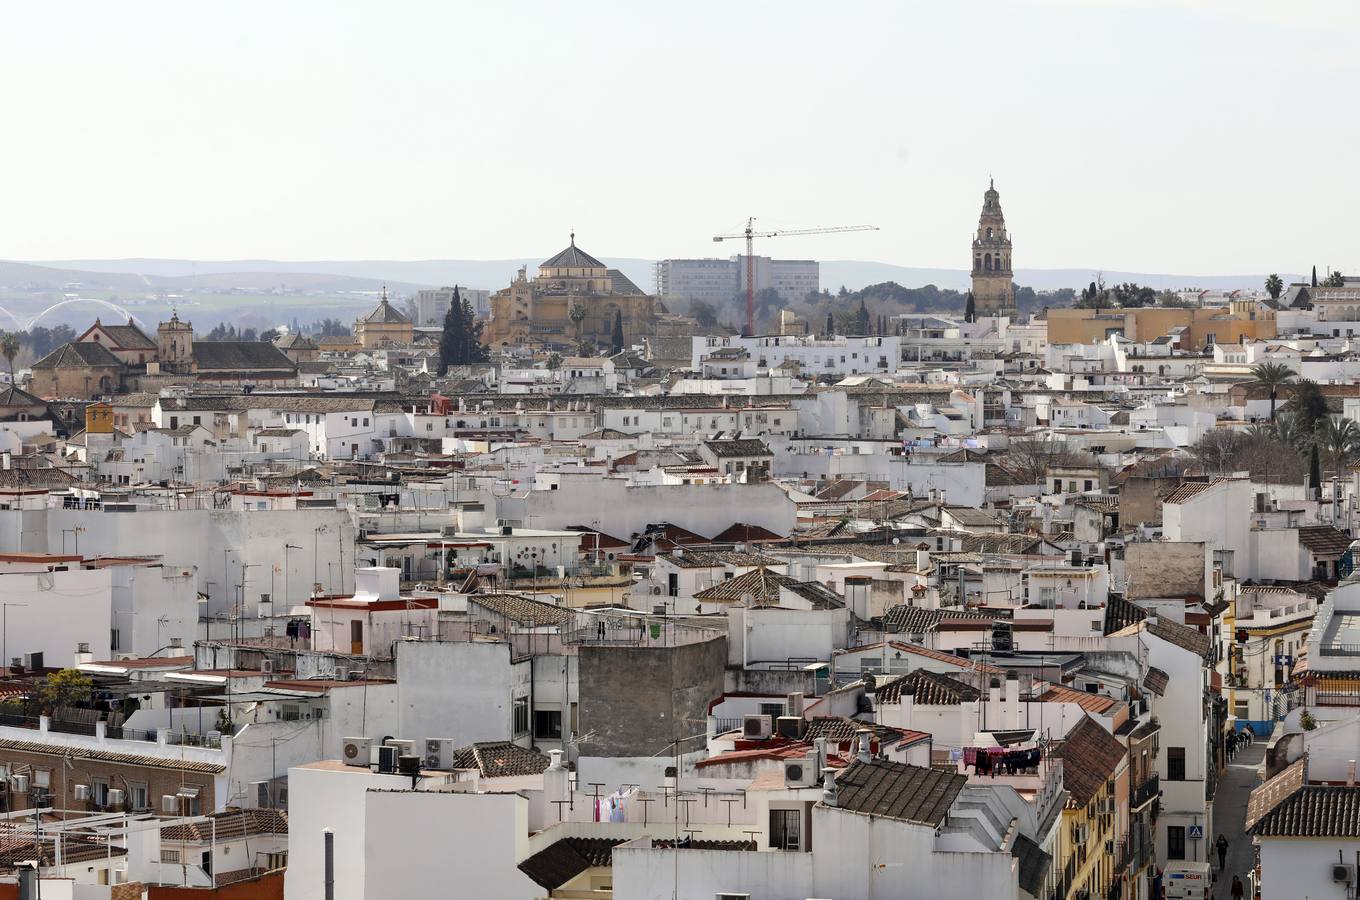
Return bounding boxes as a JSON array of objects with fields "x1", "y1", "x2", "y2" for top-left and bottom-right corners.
[{"x1": 0, "y1": 746, "x2": 216, "y2": 814}]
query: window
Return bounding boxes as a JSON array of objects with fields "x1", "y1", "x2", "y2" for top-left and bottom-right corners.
[
  {"x1": 34, "y1": 770, "x2": 50, "y2": 789},
  {"x1": 1167, "y1": 746, "x2": 1186, "y2": 781},
  {"x1": 534, "y1": 709, "x2": 562, "y2": 740},
  {"x1": 129, "y1": 782, "x2": 149, "y2": 811},
  {"x1": 512, "y1": 697, "x2": 529, "y2": 735},
  {"x1": 1234, "y1": 700, "x2": 1250, "y2": 720},
  {"x1": 769, "y1": 808, "x2": 802, "y2": 851},
  {"x1": 759, "y1": 702, "x2": 784, "y2": 719},
  {"x1": 160, "y1": 849, "x2": 181, "y2": 864},
  {"x1": 1167, "y1": 825, "x2": 1186, "y2": 860}
]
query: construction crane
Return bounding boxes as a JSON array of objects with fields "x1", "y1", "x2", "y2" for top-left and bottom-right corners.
[{"x1": 713, "y1": 218, "x2": 879, "y2": 336}]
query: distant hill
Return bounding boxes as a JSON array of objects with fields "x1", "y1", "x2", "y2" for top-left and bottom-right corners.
[{"x1": 36, "y1": 257, "x2": 1299, "y2": 295}]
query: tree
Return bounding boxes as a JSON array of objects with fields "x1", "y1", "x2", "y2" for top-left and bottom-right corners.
[
  {"x1": 1315, "y1": 416, "x2": 1360, "y2": 471},
  {"x1": 1004, "y1": 436, "x2": 1091, "y2": 485},
  {"x1": 0, "y1": 332, "x2": 19, "y2": 382},
  {"x1": 824, "y1": 311, "x2": 834, "y2": 337},
  {"x1": 856, "y1": 299, "x2": 870, "y2": 335},
  {"x1": 964, "y1": 292, "x2": 976, "y2": 323},
  {"x1": 1289, "y1": 379, "x2": 1331, "y2": 435},
  {"x1": 40, "y1": 668, "x2": 93, "y2": 711},
  {"x1": 1312, "y1": 265, "x2": 1319, "y2": 288},
  {"x1": 1324, "y1": 270, "x2": 1346, "y2": 288},
  {"x1": 461, "y1": 293, "x2": 487, "y2": 365},
  {"x1": 1112, "y1": 282, "x2": 1157, "y2": 308},
  {"x1": 1265, "y1": 273, "x2": 1283, "y2": 300},
  {"x1": 438, "y1": 286, "x2": 465, "y2": 375},
  {"x1": 1249, "y1": 362, "x2": 1295, "y2": 422},
  {"x1": 690, "y1": 300, "x2": 719, "y2": 328},
  {"x1": 545, "y1": 352, "x2": 561, "y2": 370},
  {"x1": 611, "y1": 309, "x2": 624, "y2": 354}
]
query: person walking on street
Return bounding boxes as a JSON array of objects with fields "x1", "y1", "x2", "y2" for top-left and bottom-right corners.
[
  {"x1": 1231, "y1": 874, "x2": 1245, "y2": 899},
  {"x1": 1215, "y1": 833, "x2": 1229, "y2": 871}
]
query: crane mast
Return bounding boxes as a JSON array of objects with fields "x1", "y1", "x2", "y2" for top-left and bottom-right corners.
[{"x1": 712, "y1": 220, "x2": 878, "y2": 335}]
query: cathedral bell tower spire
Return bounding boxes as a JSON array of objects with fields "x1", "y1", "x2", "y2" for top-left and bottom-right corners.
[{"x1": 970, "y1": 179, "x2": 1015, "y2": 317}]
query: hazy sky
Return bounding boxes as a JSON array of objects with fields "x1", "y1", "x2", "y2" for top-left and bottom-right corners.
[{"x1": 3, "y1": 1, "x2": 1356, "y2": 274}]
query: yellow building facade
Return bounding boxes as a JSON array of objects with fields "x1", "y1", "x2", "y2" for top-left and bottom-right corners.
[
  {"x1": 486, "y1": 237, "x2": 658, "y2": 351},
  {"x1": 1047, "y1": 306, "x2": 1277, "y2": 347}
]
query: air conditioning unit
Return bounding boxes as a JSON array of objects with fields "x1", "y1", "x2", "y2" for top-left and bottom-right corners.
[
  {"x1": 424, "y1": 738, "x2": 456, "y2": 771},
  {"x1": 261, "y1": 659, "x2": 275, "y2": 675},
  {"x1": 652, "y1": 586, "x2": 663, "y2": 595},
  {"x1": 775, "y1": 716, "x2": 804, "y2": 739},
  {"x1": 1335, "y1": 863, "x2": 1355, "y2": 884},
  {"x1": 342, "y1": 736, "x2": 373, "y2": 767},
  {"x1": 742, "y1": 715, "x2": 772, "y2": 740},
  {"x1": 783, "y1": 757, "x2": 818, "y2": 787},
  {"x1": 334, "y1": 668, "x2": 348, "y2": 682},
  {"x1": 73, "y1": 784, "x2": 91, "y2": 802},
  {"x1": 386, "y1": 739, "x2": 416, "y2": 757},
  {"x1": 162, "y1": 794, "x2": 181, "y2": 814},
  {"x1": 8, "y1": 775, "x2": 28, "y2": 794},
  {"x1": 107, "y1": 789, "x2": 125, "y2": 809}
]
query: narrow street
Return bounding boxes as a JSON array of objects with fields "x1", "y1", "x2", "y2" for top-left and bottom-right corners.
[{"x1": 1210, "y1": 740, "x2": 1266, "y2": 898}]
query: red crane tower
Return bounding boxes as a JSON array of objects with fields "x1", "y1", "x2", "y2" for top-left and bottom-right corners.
[{"x1": 713, "y1": 219, "x2": 878, "y2": 336}]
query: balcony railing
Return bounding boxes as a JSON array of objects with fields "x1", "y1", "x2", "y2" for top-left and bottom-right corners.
[
  {"x1": 1320, "y1": 643, "x2": 1360, "y2": 657},
  {"x1": 1132, "y1": 774, "x2": 1159, "y2": 810}
]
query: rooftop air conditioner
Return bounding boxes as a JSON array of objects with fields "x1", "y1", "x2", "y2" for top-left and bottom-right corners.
[
  {"x1": 261, "y1": 659, "x2": 275, "y2": 675},
  {"x1": 1335, "y1": 863, "x2": 1355, "y2": 884},
  {"x1": 162, "y1": 794, "x2": 181, "y2": 814},
  {"x1": 8, "y1": 775, "x2": 28, "y2": 794},
  {"x1": 73, "y1": 784, "x2": 91, "y2": 802},
  {"x1": 424, "y1": 738, "x2": 456, "y2": 771},
  {"x1": 375, "y1": 744, "x2": 399, "y2": 774},
  {"x1": 742, "y1": 715, "x2": 772, "y2": 740},
  {"x1": 783, "y1": 757, "x2": 817, "y2": 788},
  {"x1": 107, "y1": 789, "x2": 125, "y2": 809},
  {"x1": 385, "y1": 739, "x2": 415, "y2": 757},
  {"x1": 342, "y1": 736, "x2": 373, "y2": 767}
]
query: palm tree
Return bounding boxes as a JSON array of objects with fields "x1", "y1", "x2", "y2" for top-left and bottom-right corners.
[
  {"x1": 0, "y1": 332, "x2": 19, "y2": 383},
  {"x1": 1272, "y1": 412, "x2": 1311, "y2": 452},
  {"x1": 1315, "y1": 416, "x2": 1360, "y2": 467},
  {"x1": 1250, "y1": 362, "x2": 1295, "y2": 422},
  {"x1": 568, "y1": 302, "x2": 586, "y2": 344},
  {"x1": 1264, "y1": 273, "x2": 1283, "y2": 300}
]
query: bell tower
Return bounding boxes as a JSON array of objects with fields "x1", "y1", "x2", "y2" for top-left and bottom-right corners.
[
  {"x1": 157, "y1": 311, "x2": 194, "y2": 372},
  {"x1": 970, "y1": 179, "x2": 1016, "y2": 317}
]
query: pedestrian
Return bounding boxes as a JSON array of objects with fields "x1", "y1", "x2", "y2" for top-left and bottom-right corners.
[
  {"x1": 1215, "y1": 833, "x2": 1229, "y2": 871},
  {"x1": 1231, "y1": 874, "x2": 1244, "y2": 900},
  {"x1": 1227, "y1": 736, "x2": 1235, "y2": 762}
]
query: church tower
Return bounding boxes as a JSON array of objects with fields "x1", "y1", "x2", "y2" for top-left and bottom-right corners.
[
  {"x1": 970, "y1": 179, "x2": 1015, "y2": 317},
  {"x1": 157, "y1": 311, "x2": 194, "y2": 372}
]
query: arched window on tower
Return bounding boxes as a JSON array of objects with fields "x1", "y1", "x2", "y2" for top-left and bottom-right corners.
[
  {"x1": 975, "y1": 256, "x2": 981, "y2": 271},
  {"x1": 986, "y1": 227, "x2": 993, "y2": 239},
  {"x1": 984, "y1": 254, "x2": 992, "y2": 271}
]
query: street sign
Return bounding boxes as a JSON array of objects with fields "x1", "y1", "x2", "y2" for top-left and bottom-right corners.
[{"x1": 1188, "y1": 825, "x2": 1204, "y2": 840}]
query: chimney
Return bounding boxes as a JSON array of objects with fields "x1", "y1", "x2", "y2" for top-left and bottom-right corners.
[
  {"x1": 544, "y1": 749, "x2": 570, "y2": 817},
  {"x1": 813, "y1": 736, "x2": 828, "y2": 773},
  {"x1": 166, "y1": 638, "x2": 188, "y2": 658},
  {"x1": 1, "y1": 452, "x2": 9, "y2": 471},
  {"x1": 856, "y1": 729, "x2": 873, "y2": 763},
  {"x1": 900, "y1": 686, "x2": 915, "y2": 730},
  {"x1": 844, "y1": 576, "x2": 871, "y2": 619},
  {"x1": 915, "y1": 547, "x2": 930, "y2": 572},
  {"x1": 821, "y1": 767, "x2": 838, "y2": 807},
  {"x1": 73, "y1": 643, "x2": 94, "y2": 667},
  {"x1": 1349, "y1": 760, "x2": 1356, "y2": 788},
  {"x1": 1006, "y1": 670, "x2": 1020, "y2": 729}
]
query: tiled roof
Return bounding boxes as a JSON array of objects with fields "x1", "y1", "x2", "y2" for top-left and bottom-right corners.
[
  {"x1": 542, "y1": 241, "x2": 607, "y2": 270},
  {"x1": 1036, "y1": 682, "x2": 1117, "y2": 713},
  {"x1": 361, "y1": 299, "x2": 411, "y2": 324},
  {"x1": 709, "y1": 522, "x2": 786, "y2": 543},
  {"x1": 468, "y1": 593, "x2": 574, "y2": 628},
  {"x1": 1246, "y1": 757, "x2": 1306, "y2": 833},
  {"x1": 842, "y1": 641, "x2": 1003, "y2": 676},
  {"x1": 657, "y1": 549, "x2": 782, "y2": 569},
  {"x1": 1011, "y1": 833, "x2": 1053, "y2": 897},
  {"x1": 162, "y1": 808, "x2": 288, "y2": 842},
  {"x1": 0, "y1": 830, "x2": 124, "y2": 867},
  {"x1": 702, "y1": 438, "x2": 772, "y2": 458},
  {"x1": 1298, "y1": 525, "x2": 1353, "y2": 557},
  {"x1": 0, "y1": 384, "x2": 46, "y2": 407},
  {"x1": 452, "y1": 741, "x2": 552, "y2": 778},
  {"x1": 959, "y1": 533, "x2": 1044, "y2": 554},
  {"x1": 518, "y1": 837, "x2": 624, "y2": 890},
  {"x1": 830, "y1": 758, "x2": 966, "y2": 826},
  {"x1": 32, "y1": 342, "x2": 122, "y2": 370},
  {"x1": 1146, "y1": 617, "x2": 1213, "y2": 659},
  {"x1": 693, "y1": 567, "x2": 842, "y2": 609},
  {"x1": 94, "y1": 323, "x2": 157, "y2": 349},
  {"x1": 1103, "y1": 594, "x2": 1148, "y2": 635},
  {"x1": 1162, "y1": 479, "x2": 1219, "y2": 504},
  {"x1": 873, "y1": 669, "x2": 981, "y2": 705},
  {"x1": 1251, "y1": 784, "x2": 1360, "y2": 837},
  {"x1": 1142, "y1": 667, "x2": 1170, "y2": 696},
  {"x1": 1052, "y1": 716, "x2": 1127, "y2": 807},
  {"x1": 0, "y1": 737, "x2": 224, "y2": 773},
  {"x1": 192, "y1": 342, "x2": 296, "y2": 372},
  {"x1": 882, "y1": 604, "x2": 1005, "y2": 635},
  {"x1": 802, "y1": 716, "x2": 930, "y2": 748}
]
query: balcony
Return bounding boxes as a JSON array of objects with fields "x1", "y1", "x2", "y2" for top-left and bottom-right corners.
[{"x1": 1131, "y1": 774, "x2": 1159, "y2": 810}]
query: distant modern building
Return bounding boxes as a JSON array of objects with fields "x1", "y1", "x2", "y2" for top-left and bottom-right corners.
[
  {"x1": 411, "y1": 286, "x2": 491, "y2": 326},
  {"x1": 656, "y1": 256, "x2": 820, "y2": 308}
]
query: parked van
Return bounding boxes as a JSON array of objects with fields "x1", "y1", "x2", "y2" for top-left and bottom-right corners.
[{"x1": 1164, "y1": 861, "x2": 1212, "y2": 899}]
